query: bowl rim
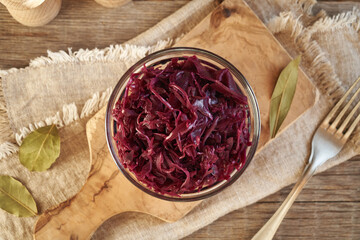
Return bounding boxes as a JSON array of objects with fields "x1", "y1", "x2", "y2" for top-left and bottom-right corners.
[{"x1": 105, "y1": 47, "x2": 261, "y2": 202}]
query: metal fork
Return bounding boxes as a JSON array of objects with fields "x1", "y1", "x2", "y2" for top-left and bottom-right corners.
[{"x1": 252, "y1": 77, "x2": 360, "y2": 240}]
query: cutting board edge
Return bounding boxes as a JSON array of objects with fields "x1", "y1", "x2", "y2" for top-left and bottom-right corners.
[{"x1": 240, "y1": 0, "x2": 317, "y2": 93}]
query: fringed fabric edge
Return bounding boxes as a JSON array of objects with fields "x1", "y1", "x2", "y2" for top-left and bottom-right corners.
[{"x1": 0, "y1": 39, "x2": 174, "y2": 159}]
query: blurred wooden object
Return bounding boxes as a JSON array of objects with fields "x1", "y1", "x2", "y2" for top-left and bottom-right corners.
[
  {"x1": 0, "y1": 0, "x2": 44, "y2": 9},
  {"x1": 0, "y1": 0, "x2": 61, "y2": 26},
  {"x1": 94, "y1": 0, "x2": 131, "y2": 8}
]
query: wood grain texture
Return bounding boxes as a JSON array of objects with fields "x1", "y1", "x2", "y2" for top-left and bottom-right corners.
[
  {"x1": 94, "y1": 0, "x2": 131, "y2": 8},
  {"x1": 34, "y1": 107, "x2": 199, "y2": 240},
  {"x1": 0, "y1": 0, "x2": 45, "y2": 10},
  {"x1": 313, "y1": 1, "x2": 360, "y2": 16},
  {"x1": 0, "y1": 0, "x2": 359, "y2": 239},
  {"x1": 0, "y1": 0, "x2": 190, "y2": 69}
]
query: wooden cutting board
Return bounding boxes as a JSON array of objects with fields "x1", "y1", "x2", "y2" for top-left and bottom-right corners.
[{"x1": 34, "y1": 0, "x2": 316, "y2": 239}]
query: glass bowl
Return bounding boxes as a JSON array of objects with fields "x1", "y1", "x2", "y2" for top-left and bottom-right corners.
[{"x1": 105, "y1": 47, "x2": 261, "y2": 202}]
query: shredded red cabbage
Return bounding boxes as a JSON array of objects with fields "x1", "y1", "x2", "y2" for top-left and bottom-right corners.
[{"x1": 113, "y1": 55, "x2": 251, "y2": 196}]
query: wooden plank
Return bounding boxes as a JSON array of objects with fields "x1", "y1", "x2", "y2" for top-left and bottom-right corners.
[
  {"x1": 262, "y1": 162, "x2": 360, "y2": 202},
  {"x1": 0, "y1": 0, "x2": 357, "y2": 69},
  {"x1": 185, "y1": 201, "x2": 360, "y2": 240},
  {"x1": 0, "y1": 0, "x2": 190, "y2": 69},
  {"x1": 262, "y1": 158, "x2": 360, "y2": 202},
  {"x1": 313, "y1": 1, "x2": 360, "y2": 16}
]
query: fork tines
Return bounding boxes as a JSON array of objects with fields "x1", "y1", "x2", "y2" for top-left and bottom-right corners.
[{"x1": 322, "y1": 77, "x2": 360, "y2": 142}]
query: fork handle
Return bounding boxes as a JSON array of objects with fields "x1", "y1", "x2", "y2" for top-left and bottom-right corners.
[{"x1": 251, "y1": 163, "x2": 317, "y2": 240}]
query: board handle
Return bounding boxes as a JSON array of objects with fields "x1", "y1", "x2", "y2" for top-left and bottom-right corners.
[{"x1": 34, "y1": 153, "x2": 130, "y2": 240}]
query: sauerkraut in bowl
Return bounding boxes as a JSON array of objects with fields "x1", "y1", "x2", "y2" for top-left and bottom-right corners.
[{"x1": 106, "y1": 47, "x2": 260, "y2": 201}]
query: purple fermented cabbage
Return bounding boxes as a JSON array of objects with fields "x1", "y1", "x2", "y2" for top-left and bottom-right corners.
[{"x1": 113, "y1": 55, "x2": 251, "y2": 196}]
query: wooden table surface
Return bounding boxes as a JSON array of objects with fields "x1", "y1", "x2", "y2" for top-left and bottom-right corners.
[{"x1": 0, "y1": 0, "x2": 359, "y2": 239}]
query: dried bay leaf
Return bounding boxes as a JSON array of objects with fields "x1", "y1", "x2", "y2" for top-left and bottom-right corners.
[
  {"x1": 19, "y1": 124, "x2": 60, "y2": 171},
  {"x1": 0, "y1": 175, "x2": 38, "y2": 217},
  {"x1": 270, "y1": 56, "x2": 301, "y2": 138}
]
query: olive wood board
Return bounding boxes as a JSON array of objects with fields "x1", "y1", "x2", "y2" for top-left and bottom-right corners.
[{"x1": 34, "y1": 0, "x2": 316, "y2": 239}]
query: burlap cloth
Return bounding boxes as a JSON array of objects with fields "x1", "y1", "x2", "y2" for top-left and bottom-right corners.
[{"x1": 0, "y1": 0, "x2": 359, "y2": 239}]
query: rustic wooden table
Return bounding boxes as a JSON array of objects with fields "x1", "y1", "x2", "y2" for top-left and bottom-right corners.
[{"x1": 0, "y1": 0, "x2": 359, "y2": 239}]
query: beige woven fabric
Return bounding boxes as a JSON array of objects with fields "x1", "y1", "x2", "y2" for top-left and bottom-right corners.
[{"x1": 0, "y1": 0, "x2": 359, "y2": 239}]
